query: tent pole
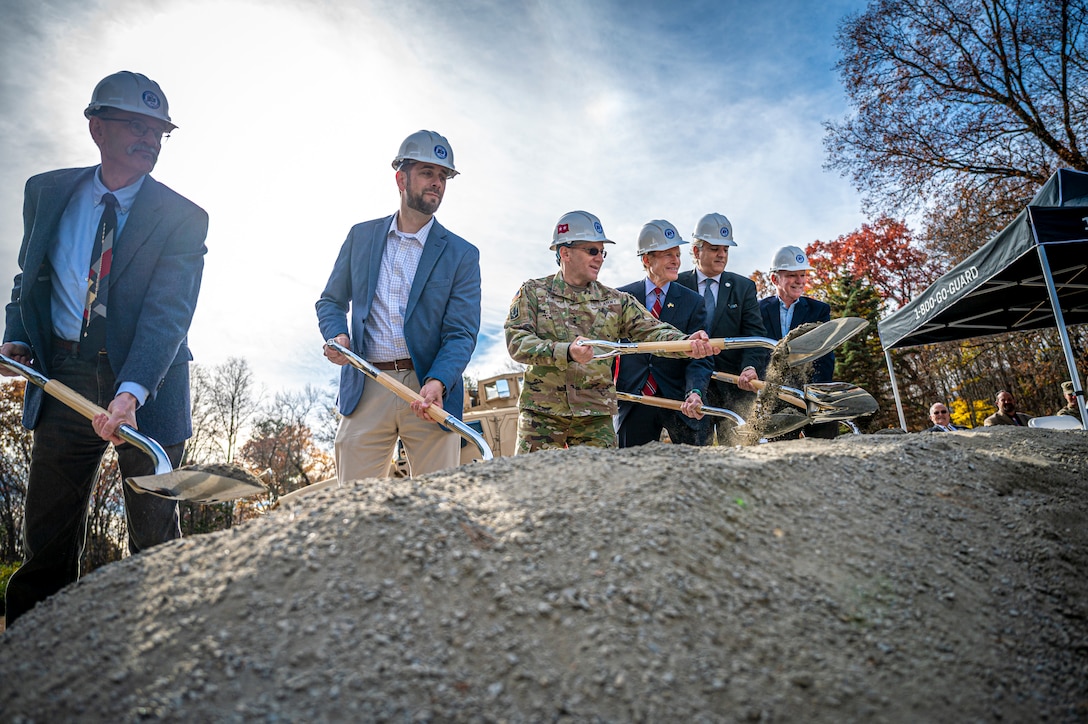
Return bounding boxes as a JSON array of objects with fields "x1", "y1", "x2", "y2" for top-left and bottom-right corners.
[
  {"x1": 1037, "y1": 244, "x2": 1087, "y2": 429},
  {"x1": 884, "y1": 347, "x2": 907, "y2": 431}
]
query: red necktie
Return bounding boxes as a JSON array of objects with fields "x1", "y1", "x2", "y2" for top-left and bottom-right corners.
[
  {"x1": 80, "y1": 193, "x2": 117, "y2": 360},
  {"x1": 641, "y1": 287, "x2": 663, "y2": 395}
]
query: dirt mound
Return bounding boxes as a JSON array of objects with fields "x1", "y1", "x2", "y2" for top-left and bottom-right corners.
[{"x1": 2, "y1": 428, "x2": 1087, "y2": 722}]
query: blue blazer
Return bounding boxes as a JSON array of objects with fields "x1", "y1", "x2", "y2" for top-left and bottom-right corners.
[
  {"x1": 614, "y1": 280, "x2": 713, "y2": 429},
  {"x1": 315, "y1": 215, "x2": 481, "y2": 418},
  {"x1": 4, "y1": 166, "x2": 208, "y2": 445},
  {"x1": 759, "y1": 295, "x2": 833, "y2": 383},
  {"x1": 676, "y1": 270, "x2": 766, "y2": 375}
]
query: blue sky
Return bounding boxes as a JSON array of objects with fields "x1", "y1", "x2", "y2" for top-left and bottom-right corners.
[{"x1": 0, "y1": 0, "x2": 870, "y2": 398}]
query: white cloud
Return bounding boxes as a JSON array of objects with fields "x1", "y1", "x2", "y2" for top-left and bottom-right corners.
[{"x1": 0, "y1": 0, "x2": 868, "y2": 396}]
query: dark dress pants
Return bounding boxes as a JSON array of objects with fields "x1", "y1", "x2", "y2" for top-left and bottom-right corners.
[{"x1": 4, "y1": 347, "x2": 182, "y2": 627}]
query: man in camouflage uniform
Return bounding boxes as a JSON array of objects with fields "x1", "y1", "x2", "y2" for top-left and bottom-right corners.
[{"x1": 504, "y1": 210, "x2": 713, "y2": 453}]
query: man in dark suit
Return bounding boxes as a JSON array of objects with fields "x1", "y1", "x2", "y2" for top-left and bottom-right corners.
[
  {"x1": 983, "y1": 390, "x2": 1031, "y2": 426},
  {"x1": 760, "y1": 246, "x2": 836, "y2": 438},
  {"x1": 318, "y1": 130, "x2": 481, "y2": 482},
  {"x1": 676, "y1": 213, "x2": 765, "y2": 442},
  {"x1": 922, "y1": 402, "x2": 966, "y2": 432},
  {"x1": 1, "y1": 71, "x2": 207, "y2": 626},
  {"x1": 615, "y1": 220, "x2": 713, "y2": 447}
]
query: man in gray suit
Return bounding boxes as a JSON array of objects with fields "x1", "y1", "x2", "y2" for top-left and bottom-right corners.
[
  {"x1": 2, "y1": 71, "x2": 207, "y2": 626},
  {"x1": 317, "y1": 131, "x2": 481, "y2": 482},
  {"x1": 676, "y1": 213, "x2": 765, "y2": 442}
]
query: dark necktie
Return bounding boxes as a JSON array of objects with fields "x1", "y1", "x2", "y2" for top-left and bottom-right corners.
[
  {"x1": 642, "y1": 287, "x2": 663, "y2": 396},
  {"x1": 80, "y1": 193, "x2": 118, "y2": 360},
  {"x1": 703, "y1": 278, "x2": 716, "y2": 323}
]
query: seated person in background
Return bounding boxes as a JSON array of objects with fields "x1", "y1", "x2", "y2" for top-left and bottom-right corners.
[
  {"x1": 923, "y1": 402, "x2": 966, "y2": 432},
  {"x1": 1056, "y1": 381, "x2": 1083, "y2": 422},
  {"x1": 982, "y1": 390, "x2": 1030, "y2": 427}
]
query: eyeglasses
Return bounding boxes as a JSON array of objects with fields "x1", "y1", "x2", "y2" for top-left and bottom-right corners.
[
  {"x1": 98, "y1": 117, "x2": 171, "y2": 142},
  {"x1": 574, "y1": 246, "x2": 607, "y2": 258},
  {"x1": 932, "y1": 410, "x2": 950, "y2": 416}
]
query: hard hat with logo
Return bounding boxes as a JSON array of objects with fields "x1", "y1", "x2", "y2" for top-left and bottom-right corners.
[
  {"x1": 770, "y1": 245, "x2": 813, "y2": 272},
  {"x1": 691, "y1": 212, "x2": 737, "y2": 247},
  {"x1": 550, "y1": 210, "x2": 614, "y2": 250},
  {"x1": 391, "y1": 130, "x2": 458, "y2": 177},
  {"x1": 84, "y1": 71, "x2": 176, "y2": 129},
  {"x1": 636, "y1": 220, "x2": 687, "y2": 256}
]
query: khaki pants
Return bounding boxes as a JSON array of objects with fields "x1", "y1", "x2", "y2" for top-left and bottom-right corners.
[{"x1": 334, "y1": 370, "x2": 460, "y2": 483}]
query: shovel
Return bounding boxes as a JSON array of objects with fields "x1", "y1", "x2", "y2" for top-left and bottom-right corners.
[
  {"x1": 324, "y1": 340, "x2": 493, "y2": 462},
  {"x1": 579, "y1": 317, "x2": 869, "y2": 367},
  {"x1": 615, "y1": 391, "x2": 810, "y2": 438},
  {"x1": 713, "y1": 372, "x2": 879, "y2": 422},
  {"x1": 0, "y1": 353, "x2": 268, "y2": 503}
]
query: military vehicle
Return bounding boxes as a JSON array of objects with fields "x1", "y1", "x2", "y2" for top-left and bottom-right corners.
[{"x1": 458, "y1": 372, "x2": 522, "y2": 464}]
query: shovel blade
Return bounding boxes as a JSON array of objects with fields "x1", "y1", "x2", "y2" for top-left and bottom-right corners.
[
  {"x1": 785, "y1": 317, "x2": 869, "y2": 366},
  {"x1": 128, "y1": 467, "x2": 268, "y2": 504},
  {"x1": 803, "y1": 383, "x2": 880, "y2": 421}
]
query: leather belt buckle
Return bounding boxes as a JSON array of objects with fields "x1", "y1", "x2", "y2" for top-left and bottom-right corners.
[{"x1": 374, "y1": 358, "x2": 413, "y2": 371}]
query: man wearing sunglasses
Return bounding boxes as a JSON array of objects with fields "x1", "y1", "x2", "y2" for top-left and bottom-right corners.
[
  {"x1": 2, "y1": 71, "x2": 207, "y2": 626},
  {"x1": 923, "y1": 402, "x2": 966, "y2": 432},
  {"x1": 505, "y1": 211, "x2": 714, "y2": 453}
]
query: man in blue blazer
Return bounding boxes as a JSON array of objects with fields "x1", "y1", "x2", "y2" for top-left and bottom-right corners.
[
  {"x1": 676, "y1": 213, "x2": 766, "y2": 442},
  {"x1": 760, "y1": 246, "x2": 837, "y2": 438},
  {"x1": 615, "y1": 221, "x2": 713, "y2": 447},
  {"x1": 1, "y1": 72, "x2": 207, "y2": 626},
  {"x1": 317, "y1": 131, "x2": 481, "y2": 482}
]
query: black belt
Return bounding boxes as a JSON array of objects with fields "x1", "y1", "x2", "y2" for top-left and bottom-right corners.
[{"x1": 373, "y1": 358, "x2": 413, "y2": 371}]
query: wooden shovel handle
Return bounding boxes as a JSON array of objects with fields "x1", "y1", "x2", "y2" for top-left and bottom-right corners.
[
  {"x1": 42, "y1": 378, "x2": 110, "y2": 421},
  {"x1": 715, "y1": 372, "x2": 808, "y2": 411}
]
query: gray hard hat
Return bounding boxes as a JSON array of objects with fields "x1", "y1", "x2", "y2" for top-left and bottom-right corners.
[
  {"x1": 637, "y1": 220, "x2": 686, "y2": 255},
  {"x1": 770, "y1": 245, "x2": 812, "y2": 272},
  {"x1": 84, "y1": 71, "x2": 176, "y2": 129},
  {"x1": 392, "y1": 130, "x2": 458, "y2": 177},
  {"x1": 691, "y1": 212, "x2": 737, "y2": 247},
  {"x1": 551, "y1": 210, "x2": 614, "y2": 250}
]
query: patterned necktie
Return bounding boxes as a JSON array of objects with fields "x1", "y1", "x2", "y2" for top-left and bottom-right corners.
[
  {"x1": 703, "y1": 278, "x2": 716, "y2": 322},
  {"x1": 80, "y1": 193, "x2": 118, "y2": 360},
  {"x1": 642, "y1": 287, "x2": 663, "y2": 396}
]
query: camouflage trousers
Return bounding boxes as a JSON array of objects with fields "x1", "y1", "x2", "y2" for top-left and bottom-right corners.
[{"x1": 516, "y1": 410, "x2": 617, "y2": 454}]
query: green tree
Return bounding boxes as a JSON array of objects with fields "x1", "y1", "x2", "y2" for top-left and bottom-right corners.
[
  {"x1": 0, "y1": 380, "x2": 31, "y2": 564},
  {"x1": 827, "y1": 274, "x2": 893, "y2": 431}
]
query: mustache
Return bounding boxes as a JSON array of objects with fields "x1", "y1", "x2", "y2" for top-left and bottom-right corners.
[{"x1": 129, "y1": 143, "x2": 159, "y2": 160}]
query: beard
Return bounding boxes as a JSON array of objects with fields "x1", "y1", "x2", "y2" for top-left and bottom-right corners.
[{"x1": 406, "y1": 187, "x2": 441, "y2": 216}]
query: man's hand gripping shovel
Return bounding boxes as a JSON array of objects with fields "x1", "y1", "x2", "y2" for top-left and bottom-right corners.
[
  {"x1": 323, "y1": 339, "x2": 493, "y2": 462},
  {"x1": 578, "y1": 317, "x2": 869, "y2": 367},
  {"x1": 615, "y1": 391, "x2": 811, "y2": 439},
  {"x1": 0, "y1": 352, "x2": 267, "y2": 504}
]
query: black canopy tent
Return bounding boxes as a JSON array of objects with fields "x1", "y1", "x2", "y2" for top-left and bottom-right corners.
[{"x1": 878, "y1": 168, "x2": 1088, "y2": 430}]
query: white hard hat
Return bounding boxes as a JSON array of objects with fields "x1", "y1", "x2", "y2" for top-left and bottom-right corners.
[
  {"x1": 84, "y1": 71, "x2": 176, "y2": 129},
  {"x1": 636, "y1": 220, "x2": 687, "y2": 256},
  {"x1": 392, "y1": 130, "x2": 458, "y2": 177},
  {"x1": 770, "y1": 245, "x2": 812, "y2": 272},
  {"x1": 550, "y1": 210, "x2": 614, "y2": 250},
  {"x1": 691, "y1": 212, "x2": 737, "y2": 247}
]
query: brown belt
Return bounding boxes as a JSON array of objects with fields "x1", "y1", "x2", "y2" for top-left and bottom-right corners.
[
  {"x1": 53, "y1": 336, "x2": 80, "y2": 354},
  {"x1": 372, "y1": 358, "x2": 413, "y2": 371}
]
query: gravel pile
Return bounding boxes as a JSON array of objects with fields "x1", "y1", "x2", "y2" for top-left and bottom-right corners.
[{"x1": 2, "y1": 427, "x2": 1086, "y2": 722}]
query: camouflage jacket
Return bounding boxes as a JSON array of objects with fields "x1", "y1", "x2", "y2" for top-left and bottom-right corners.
[{"x1": 504, "y1": 273, "x2": 689, "y2": 417}]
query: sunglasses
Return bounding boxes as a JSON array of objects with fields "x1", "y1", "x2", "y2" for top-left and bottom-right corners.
[{"x1": 574, "y1": 246, "x2": 607, "y2": 258}]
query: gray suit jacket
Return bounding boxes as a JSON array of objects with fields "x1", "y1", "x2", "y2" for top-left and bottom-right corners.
[
  {"x1": 315, "y1": 215, "x2": 481, "y2": 418},
  {"x1": 4, "y1": 166, "x2": 208, "y2": 445}
]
